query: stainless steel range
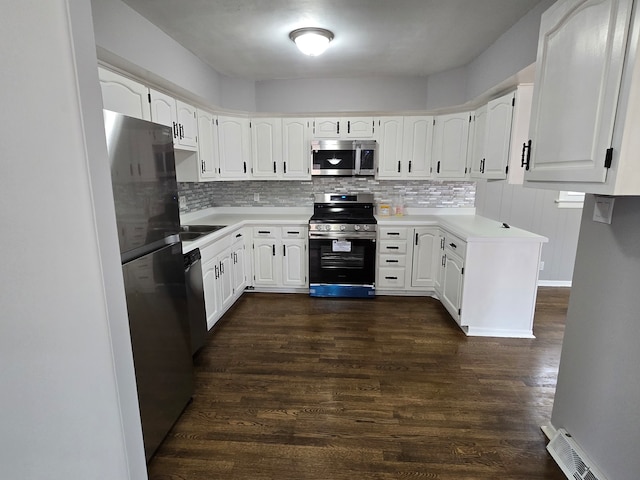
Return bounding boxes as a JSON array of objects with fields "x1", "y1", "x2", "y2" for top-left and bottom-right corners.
[{"x1": 308, "y1": 193, "x2": 377, "y2": 298}]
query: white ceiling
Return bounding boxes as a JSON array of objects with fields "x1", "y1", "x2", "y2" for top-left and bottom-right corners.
[{"x1": 121, "y1": 0, "x2": 542, "y2": 81}]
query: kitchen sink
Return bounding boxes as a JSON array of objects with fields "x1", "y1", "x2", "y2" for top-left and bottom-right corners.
[{"x1": 179, "y1": 224, "x2": 228, "y2": 241}]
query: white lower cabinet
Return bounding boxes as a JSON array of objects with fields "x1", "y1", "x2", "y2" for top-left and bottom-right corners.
[
  {"x1": 200, "y1": 228, "x2": 248, "y2": 330},
  {"x1": 377, "y1": 226, "x2": 439, "y2": 292},
  {"x1": 438, "y1": 233, "x2": 466, "y2": 324},
  {"x1": 252, "y1": 226, "x2": 308, "y2": 290}
]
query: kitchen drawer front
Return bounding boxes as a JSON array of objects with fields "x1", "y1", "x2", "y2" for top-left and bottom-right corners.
[
  {"x1": 378, "y1": 267, "x2": 407, "y2": 288},
  {"x1": 379, "y1": 227, "x2": 408, "y2": 240},
  {"x1": 379, "y1": 240, "x2": 407, "y2": 254},
  {"x1": 281, "y1": 226, "x2": 307, "y2": 239},
  {"x1": 379, "y1": 254, "x2": 407, "y2": 268},
  {"x1": 253, "y1": 227, "x2": 278, "y2": 239},
  {"x1": 443, "y1": 232, "x2": 466, "y2": 258}
]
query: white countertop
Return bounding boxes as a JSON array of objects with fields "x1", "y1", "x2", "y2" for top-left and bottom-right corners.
[{"x1": 180, "y1": 207, "x2": 547, "y2": 252}]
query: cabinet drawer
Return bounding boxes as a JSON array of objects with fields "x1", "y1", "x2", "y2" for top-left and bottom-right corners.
[
  {"x1": 281, "y1": 226, "x2": 307, "y2": 239},
  {"x1": 378, "y1": 267, "x2": 406, "y2": 288},
  {"x1": 380, "y1": 241, "x2": 407, "y2": 254},
  {"x1": 379, "y1": 227, "x2": 408, "y2": 240},
  {"x1": 253, "y1": 227, "x2": 277, "y2": 238},
  {"x1": 443, "y1": 232, "x2": 466, "y2": 258},
  {"x1": 379, "y1": 254, "x2": 407, "y2": 268}
]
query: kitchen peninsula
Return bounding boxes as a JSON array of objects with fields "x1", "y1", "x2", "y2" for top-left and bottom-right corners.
[{"x1": 181, "y1": 207, "x2": 547, "y2": 338}]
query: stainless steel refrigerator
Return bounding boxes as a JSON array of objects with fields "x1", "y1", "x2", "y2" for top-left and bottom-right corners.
[{"x1": 104, "y1": 110, "x2": 193, "y2": 461}]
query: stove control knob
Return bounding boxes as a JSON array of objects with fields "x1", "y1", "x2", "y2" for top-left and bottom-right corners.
[
  {"x1": 354, "y1": 225, "x2": 361, "y2": 231},
  {"x1": 340, "y1": 225, "x2": 346, "y2": 231},
  {"x1": 325, "y1": 224, "x2": 332, "y2": 231},
  {"x1": 363, "y1": 224, "x2": 370, "y2": 231}
]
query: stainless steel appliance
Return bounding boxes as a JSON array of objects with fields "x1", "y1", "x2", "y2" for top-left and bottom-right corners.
[
  {"x1": 309, "y1": 193, "x2": 377, "y2": 298},
  {"x1": 184, "y1": 248, "x2": 207, "y2": 355},
  {"x1": 104, "y1": 110, "x2": 193, "y2": 461},
  {"x1": 311, "y1": 140, "x2": 377, "y2": 176}
]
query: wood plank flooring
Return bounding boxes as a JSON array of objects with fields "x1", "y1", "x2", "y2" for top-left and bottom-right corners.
[{"x1": 148, "y1": 288, "x2": 569, "y2": 479}]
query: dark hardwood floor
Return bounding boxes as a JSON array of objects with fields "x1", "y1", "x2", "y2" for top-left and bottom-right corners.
[{"x1": 148, "y1": 288, "x2": 570, "y2": 479}]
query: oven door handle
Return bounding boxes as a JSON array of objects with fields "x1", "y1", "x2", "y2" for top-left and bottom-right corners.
[
  {"x1": 309, "y1": 232, "x2": 376, "y2": 241},
  {"x1": 354, "y1": 142, "x2": 362, "y2": 175}
]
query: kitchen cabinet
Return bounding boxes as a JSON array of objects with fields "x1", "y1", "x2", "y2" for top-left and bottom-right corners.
[
  {"x1": 149, "y1": 89, "x2": 197, "y2": 151},
  {"x1": 470, "y1": 91, "x2": 515, "y2": 180},
  {"x1": 313, "y1": 117, "x2": 375, "y2": 138},
  {"x1": 217, "y1": 115, "x2": 252, "y2": 180},
  {"x1": 524, "y1": 0, "x2": 640, "y2": 194},
  {"x1": 432, "y1": 112, "x2": 472, "y2": 179},
  {"x1": 251, "y1": 118, "x2": 283, "y2": 179},
  {"x1": 98, "y1": 67, "x2": 151, "y2": 121},
  {"x1": 375, "y1": 117, "x2": 404, "y2": 179},
  {"x1": 175, "y1": 108, "x2": 218, "y2": 182},
  {"x1": 250, "y1": 117, "x2": 311, "y2": 180},
  {"x1": 282, "y1": 118, "x2": 311, "y2": 179},
  {"x1": 410, "y1": 227, "x2": 440, "y2": 288},
  {"x1": 252, "y1": 226, "x2": 308, "y2": 290},
  {"x1": 401, "y1": 116, "x2": 434, "y2": 179},
  {"x1": 231, "y1": 229, "x2": 248, "y2": 295},
  {"x1": 439, "y1": 232, "x2": 466, "y2": 324},
  {"x1": 202, "y1": 242, "x2": 232, "y2": 330},
  {"x1": 377, "y1": 226, "x2": 439, "y2": 291}
]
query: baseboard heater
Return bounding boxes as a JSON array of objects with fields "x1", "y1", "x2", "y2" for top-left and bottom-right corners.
[{"x1": 547, "y1": 428, "x2": 608, "y2": 480}]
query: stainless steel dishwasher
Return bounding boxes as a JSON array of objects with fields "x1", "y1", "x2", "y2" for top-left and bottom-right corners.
[{"x1": 184, "y1": 248, "x2": 207, "y2": 355}]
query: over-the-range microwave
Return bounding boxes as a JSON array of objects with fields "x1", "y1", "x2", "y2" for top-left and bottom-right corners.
[{"x1": 311, "y1": 139, "x2": 377, "y2": 176}]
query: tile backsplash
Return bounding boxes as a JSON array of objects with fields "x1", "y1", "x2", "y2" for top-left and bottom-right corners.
[{"x1": 178, "y1": 178, "x2": 475, "y2": 213}]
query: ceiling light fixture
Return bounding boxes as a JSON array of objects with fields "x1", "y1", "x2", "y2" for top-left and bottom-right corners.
[{"x1": 289, "y1": 27, "x2": 334, "y2": 56}]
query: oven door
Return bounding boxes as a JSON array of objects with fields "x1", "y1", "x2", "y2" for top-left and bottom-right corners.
[{"x1": 308, "y1": 234, "x2": 376, "y2": 298}]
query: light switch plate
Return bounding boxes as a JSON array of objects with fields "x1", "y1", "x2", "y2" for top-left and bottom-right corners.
[{"x1": 593, "y1": 195, "x2": 615, "y2": 224}]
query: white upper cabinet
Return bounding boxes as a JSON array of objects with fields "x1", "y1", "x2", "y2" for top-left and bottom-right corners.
[
  {"x1": 149, "y1": 89, "x2": 197, "y2": 151},
  {"x1": 401, "y1": 116, "x2": 434, "y2": 180},
  {"x1": 471, "y1": 92, "x2": 515, "y2": 180},
  {"x1": 282, "y1": 118, "x2": 311, "y2": 179},
  {"x1": 313, "y1": 117, "x2": 374, "y2": 138},
  {"x1": 98, "y1": 67, "x2": 151, "y2": 121},
  {"x1": 196, "y1": 109, "x2": 218, "y2": 180},
  {"x1": 376, "y1": 117, "x2": 404, "y2": 178},
  {"x1": 432, "y1": 112, "x2": 471, "y2": 179},
  {"x1": 217, "y1": 115, "x2": 252, "y2": 180},
  {"x1": 524, "y1": 0, "x2": 636, "y2": 193},
  {"x1": 251, "y1": 118, "x2": 283, "y2": 178}
]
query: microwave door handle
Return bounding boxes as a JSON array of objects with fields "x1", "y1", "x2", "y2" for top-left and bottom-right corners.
[{"x1": 355, "y1": 144, "x2": 362, "y2": 175}]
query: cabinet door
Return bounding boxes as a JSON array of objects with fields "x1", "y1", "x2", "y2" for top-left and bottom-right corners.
[
  {"x1": 344, "y1": 117, "x2": 374, "y2": 138},
  {"x1": 231, "y1": 237, "x2": 248, "y2": 294},
  {"x1": 98, "y1": 68, "x2": 151, "y2": 121},
  {"x1": 253, "y1": 239, "x2": 279, "y2": 286},
  {"x1": 202, "y1": 258, "x2": 222, "y2": 330},
  {"x1": 175, "y1": 100, "x2": 197, "y2": 149},
  {"x1": 525, "y1": 0, "x2": 633, "y2": 184},
  {"x1": 196, "y1": 109, "x2": 218, "y2": 180},
  {"x1": 218, "y1": 251, "x2": 234, "y2": 311},
  {"x1": 313, "y1": 118, "x2": 340, "y2": 138},
  {"x1": 402, "y1": 116, "x2": 433, "y2": 179},
  {"x1": 434, "y1": 232, "x2": 445, "y2": 294},
  {"x1": 251, "y1": 118, "x2": 283, "y2": 178},
  {"x1": 282, "y1": 118, "x2": 311, "y2": 179},
  {"x1": 432, "y1": 112, "x2": 471, "y2": 178},
  {"x1": 376, "y1": 117, "x2": 404, "y2": 178},
  {"x1": 282, "y1": 240, "x2": 307, "y2": 287},
  {"x1": 217, "y1": 116, "x2": 251, "y2": 179},
  {"x1": 149, "y1": 89, "x2": 176, "y2": 131},
  {"x1": 469, "y1": 106, "x2": 487, "y2": 179},
  {"x1": 441, "y1": 250, "x2": 464, "y2": 324},
  {"x1": 483, "y1": 92, "x2": 514, "y2": 180},
  {"x1": 411, "y1": 228, "x2": 439, "y2": 288}
]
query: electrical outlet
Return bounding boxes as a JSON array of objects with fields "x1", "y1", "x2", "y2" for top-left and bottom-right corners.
[
  {"x1": 539, "y1": 261, "x2": 545, "y2": 271},
  {"x1": 179, "y1": 196, "x2": 187, "y2": 209},
  {"x1": 254, "y1": 193, "x2": 260, "y2": 202}
]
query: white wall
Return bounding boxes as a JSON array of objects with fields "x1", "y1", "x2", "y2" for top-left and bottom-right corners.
[
  {"x1": 0, "y1": 0, "x2": 146, "y2": 478},
  {"x1": 550, "y1": 195, "x2": 640, "y2": 479},
  {"x1": 255, "y1": 76, "x2": 430, "y2": 113},
  {"x1": 425, "y1": 66, "x2": 468, "y2": 110},
  {"x1": 465, "y1": 0, "x2": 555, "y2": 99},
  {"x1": 475, "y1": 182, "x2": 581, "y2": 283}
]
